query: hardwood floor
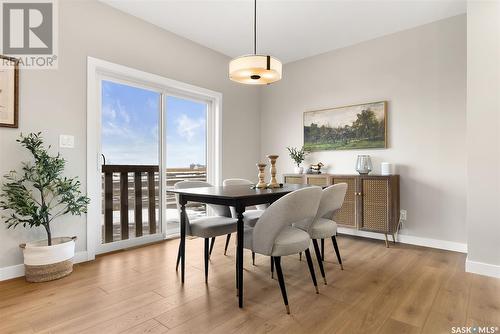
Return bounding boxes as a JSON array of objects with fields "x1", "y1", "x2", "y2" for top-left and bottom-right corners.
[{"x1": 1, "y1": 235, "x2": 499, "y2": 334}]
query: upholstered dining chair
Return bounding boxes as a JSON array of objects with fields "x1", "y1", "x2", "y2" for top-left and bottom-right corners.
[
  {"x1": 174, "y1": 181, "x2": 237, "y2": 283},
  {"x1": 223, "y1": 178, "x2": 268, "y2": 262},
  {"x1": 296, "y1": 183, "x2": 347, "y2": 285},
  {"x1": 244, "y1": 186, "x2": 322, "y2": 314}
]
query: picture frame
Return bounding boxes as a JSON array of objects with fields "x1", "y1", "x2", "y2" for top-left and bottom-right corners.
[
  {"x1": 0, "y1": 55, "x2": 19, "y2": 128},
  {"x1": 304, "y1": 101, "x2": 387, "y2": 151}
]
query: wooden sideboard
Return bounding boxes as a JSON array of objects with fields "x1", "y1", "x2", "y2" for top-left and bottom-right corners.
[{"x1": 283, "y1": 173, "x2": 400, "y2": 247}]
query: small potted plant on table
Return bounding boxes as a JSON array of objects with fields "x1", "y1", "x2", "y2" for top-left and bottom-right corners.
[
  {"x1": 0, "y1": 133, "x2": 89, "y2": 282},
  {"x1": 287, "y1": 146, "x2": 308, "y2": 174}
]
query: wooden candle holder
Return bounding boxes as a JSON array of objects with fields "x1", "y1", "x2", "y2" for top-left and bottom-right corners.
[
  {"x1": 267, "y1": 155, "x2": 280, "y2": 188},
  {"x1": 256, "y1": 163, "x2": 267, "y2": 189}
]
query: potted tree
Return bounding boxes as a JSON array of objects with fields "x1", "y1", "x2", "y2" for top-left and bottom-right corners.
[
  {"x1": 0, "y1": 133, "x2": 89, "y2": 282},
  {"x1": 287, "y1": 146, "x2": 308, "y2": 174}
]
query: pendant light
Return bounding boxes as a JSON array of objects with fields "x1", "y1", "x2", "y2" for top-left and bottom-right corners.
[{"x1": 229, "y1": 0, "x2": 282, "y2": 85}]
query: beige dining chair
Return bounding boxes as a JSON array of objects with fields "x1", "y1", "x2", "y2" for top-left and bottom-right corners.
[
  {"x1": 243, "y1": 186, "x2": 322, "y2": 314},
  {"x1": 296, "y1": 183, "x2": 347, "y2": 284},
  {"x1": 174, "y1": 181, "x2": 237, "y2": 283}
]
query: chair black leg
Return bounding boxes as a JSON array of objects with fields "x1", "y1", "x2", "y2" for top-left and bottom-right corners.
[
  {"x1": 209, "y1": 237, "x2": 216, "y2": 259},
  {"x1": 321, "y1": 238, "x2": 325, "y2": 261},
  {"x1": 271, "y1": 256, "x2": 274, "y2": 279},
  {"x1": 299, "y1": 252, "x2": 302, "y2": 261},
  {"x1": 331, "y1": 236, "x2": 344, "y2": 270},
  {"x1": 273, "y1": 256, "x2": 290, "y2": 314},
  {"x1": 204, "y1": 238, "x2": 209, "y2": 283},
  {"x1": 312, "y1": 239, "x2": 327, "y2": 285},
  {"x1": 176, "y1": 241, "x2": 181, "y2": 272},
  {"x1": 224, "y1": 234, "x2": 231, "y2": 255},
  {"x1": 304, "y1": 249, "x2": 319, "y2": 294},
  {"x1": 252, "y1": 252, "x2": 256, "y2": 265}
]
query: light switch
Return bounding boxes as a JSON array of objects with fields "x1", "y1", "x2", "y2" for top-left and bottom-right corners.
[{"x1": 59, "y1": 135, "x2": 75, "y2": 148}]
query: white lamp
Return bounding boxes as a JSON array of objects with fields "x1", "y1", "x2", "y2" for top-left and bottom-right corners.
[
  {"x1": 229, "y1": 55, "x2": 282, "y2": 85},
  {"x1": 229, "y1": 0, "x2": 282, "y2": 85}
]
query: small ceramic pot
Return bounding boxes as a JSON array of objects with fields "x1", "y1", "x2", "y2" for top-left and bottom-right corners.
[{"x1": 294, "y1": 166, "x2": 304, "y2": 174}]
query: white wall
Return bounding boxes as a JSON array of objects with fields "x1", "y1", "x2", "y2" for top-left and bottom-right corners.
[
  {"x1": 466, "y1": 0, "x2": 500, "y2": 277},
  {"x1": 0, "y1": 0, "x2": 260, "y2": 269},
  {"x1": 260, "y1": 15, "x2": 467, "y2": 246}
]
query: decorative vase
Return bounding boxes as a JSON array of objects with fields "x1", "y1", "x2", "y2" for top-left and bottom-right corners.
[
  {"x1": 294, "y1": 166, "x2": 303, "y2": 174},
  {"x1": 356, "y1": 155, "x2": 373, "y2": 175},
  {"x1": 256, "y1": 163, "x2": 267, "y2": 189},
  {"x1": 20, "y1": 236, "x2": 77, "y2": 282},
  {"x1": 267, "y1": 155, "x2": 280, "y2": 188}
]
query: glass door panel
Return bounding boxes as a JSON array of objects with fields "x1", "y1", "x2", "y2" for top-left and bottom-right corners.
[
  {"x1": 101, "y1": 80, "x2": 161, "y2": 244},
  {"x1": 165, "y1": 96, "x2": 208, "y2": 236}
]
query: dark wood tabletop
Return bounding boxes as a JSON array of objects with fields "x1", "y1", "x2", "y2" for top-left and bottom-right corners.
[
  {"x1": 168, "y1": 183, "x2": 314, "y2": 206},
  {"x1": 168, "y1": 183, "x2": 312, "y2": 197}
]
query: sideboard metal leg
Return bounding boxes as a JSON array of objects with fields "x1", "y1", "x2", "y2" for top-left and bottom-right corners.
[{"x1": 384, "y1": 234, "x2": 389, "y2": 248}]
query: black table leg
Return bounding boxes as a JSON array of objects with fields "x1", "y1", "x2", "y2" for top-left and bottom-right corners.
[
  {"x1": 236, "y1": 204, "x2": 245, "y2": 308},
  {"x1": 236, "y1": 249, "x2": 239, "y2": 294},
  {"x1": 179, "y1": 198, "x2": 187, "y2": 284}
]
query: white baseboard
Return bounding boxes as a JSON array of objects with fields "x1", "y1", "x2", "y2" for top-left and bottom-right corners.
[
  {"x1": 0, "y1": 263, "x2": 25, "y2": 281},
  {"x1": 0, "y1": 251, "x2": 89, "y2": 282},
  {"x1": 337, "y1": 227, "x2": 468, "y2": 253},
  {"x1": 465, "y1": 256, "x2": 500, "y2": 279}
]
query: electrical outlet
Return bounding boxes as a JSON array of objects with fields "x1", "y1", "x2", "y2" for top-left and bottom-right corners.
[
  {"x1": 400, "y1": 209, "x2": 407, "y2": 221},
  {"x1": 59, "y1": 135, "x2": 75, "y2": 148}
]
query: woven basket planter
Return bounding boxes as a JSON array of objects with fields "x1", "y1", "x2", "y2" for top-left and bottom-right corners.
[{"x1": 20, "y1": 237, "x2": 76, "y2": 283}]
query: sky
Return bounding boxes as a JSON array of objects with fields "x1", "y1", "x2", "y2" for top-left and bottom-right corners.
[{"x1": 101, "y1": 80, "x2": 206, "y2": 167}]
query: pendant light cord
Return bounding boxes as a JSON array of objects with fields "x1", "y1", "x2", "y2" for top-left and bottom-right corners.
[{"x1": 254, "y1": 0, "x2": 257, "y2": 55}]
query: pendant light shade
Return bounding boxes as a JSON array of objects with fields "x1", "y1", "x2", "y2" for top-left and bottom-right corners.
[
  {"x1": 229, "y1": 55, "x2": 282, "y2": 85},
  {"x1": 228, "y1": 0, "x2": 282, "y2": 85}
]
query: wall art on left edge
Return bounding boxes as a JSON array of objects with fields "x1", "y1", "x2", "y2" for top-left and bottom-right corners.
[
  {"x1": 0, "y1": 55, "x2": 19, "y2": 128},
  {"x1": 304, "y1": 101, "x2": 387, "y2": 151}
]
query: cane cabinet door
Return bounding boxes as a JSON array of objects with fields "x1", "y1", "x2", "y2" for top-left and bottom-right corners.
[
  {"x1": 331, "y1": 176, "x2": 357, "y2": 228},
  {"x1": 283, "y1": 175, "x2": 304, "y2": 184},
  {"x1": 306, "y1": 175, "x2": 329, "y2": 187},
  {"x1": 359, "y1": 178, "x2": 390, "y2": 233}
]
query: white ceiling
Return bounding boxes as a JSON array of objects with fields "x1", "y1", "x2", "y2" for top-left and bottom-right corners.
[{"x1": 102, "y1": 0, "x2": 466, "y2": 64}]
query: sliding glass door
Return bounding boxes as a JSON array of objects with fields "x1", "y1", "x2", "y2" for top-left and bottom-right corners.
[
  {"x1": 165, "y1": 96, "x2": 208, "y2": 236},
  {"x1": 98, "y1": 78, "x2": 210, "y2": 251}
]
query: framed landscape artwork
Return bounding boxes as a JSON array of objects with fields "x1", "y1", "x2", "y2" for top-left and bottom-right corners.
[
  {"x1": 0, "y1": 55, "x2": 19, "y2": 128},
  {"x1": 304, "y1": 101, "x2": 387, "y2": 151}
]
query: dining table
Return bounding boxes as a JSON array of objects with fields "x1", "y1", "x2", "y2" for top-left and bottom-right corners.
[{"x1": 168, "y1": 183, "x2": 314, "y2": 308}]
